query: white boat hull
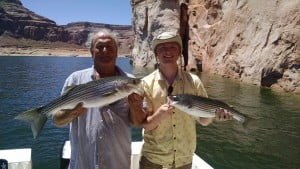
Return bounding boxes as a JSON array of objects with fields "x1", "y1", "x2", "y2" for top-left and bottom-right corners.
[
  {"x1": 130, "y1": 141, "x2": 214, "y2": 169},
  {"x1": 0, "y1": 141, "x2": 214, "y2": 169}
]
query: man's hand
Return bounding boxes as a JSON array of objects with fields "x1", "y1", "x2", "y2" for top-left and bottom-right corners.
[
  {"x1": 153, "y1": 104, "x2": 174, "y2": 121},
  {"x1": 128, "y1": 93, "x2": 147, "y2": 126},
  {"x1": 69, "y1": 102, "x2": 87, "y2": 118},
  {"x1": 214, "y1": 108, "x2": 233, "y2": 122},
  {"x1": 143, "y1": 103, "x2": 174, "y2": 131},
  {"x1": 128, "y1": 93, "x2": 143, "y2": 107},
  {"x1": 53, "y1": 102, "x2": 87, "y2": 126}
]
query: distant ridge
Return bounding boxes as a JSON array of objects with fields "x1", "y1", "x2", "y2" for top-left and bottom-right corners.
[{"x1": 0, "y1": 0, "x2": 133, "y2": 55}]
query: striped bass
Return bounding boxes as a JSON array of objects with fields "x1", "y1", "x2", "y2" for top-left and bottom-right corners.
[
  {"x1": 169, "y1": 94, "x2": 248, "y2": 124},
  {"x1": 15, "y1": 76, "x2": 142, "y2": 138}
]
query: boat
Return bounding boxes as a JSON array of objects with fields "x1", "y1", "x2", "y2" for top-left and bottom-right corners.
[
  {"x1": 0, "y1": 148, "x2": 31, "y2": 169},
  {"x1": 62, "y1": 141, "x2": 214, "y2": 169},
  {"x1": 0, "y1": 141, "x2": 214, "y2": 169}
]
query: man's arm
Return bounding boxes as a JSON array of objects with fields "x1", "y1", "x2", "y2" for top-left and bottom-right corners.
[
  {"x1": 53, "y1": 74, "x2": 85, "y2": 127},
  {"x1": 142, "y1": 103, "x2": 173, "y2": 131},
  {"x1": 128, "y1": 93, "x2": 173, "y2": 130},
  {"x1": 128, "y1": 93, "x2": 147, "y2": 126},
  {"x1": 193, "y1": 75, "x2": 232, "y2": 126},
  {"x1": 53, "y1": 103, "x2": 87, "y2": 127}
]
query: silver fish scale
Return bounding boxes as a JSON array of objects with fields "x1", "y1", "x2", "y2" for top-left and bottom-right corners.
[
  {"x1": 171, "y1": 94, "x2": 247, "y2": 123},
  {"x1": 41, "y1": 76, "x2": 133, "y2": 116}
]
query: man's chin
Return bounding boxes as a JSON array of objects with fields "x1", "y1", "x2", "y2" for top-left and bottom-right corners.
[
  {"x1": 161, "y1": 58, "x2": 177, "y2": 64},
  {"x1": 96, "y1": 57, "x2": 114, "y2": 63},
  {"x1": 162, "y1": 60, "x2": 177, "y2": 65}
]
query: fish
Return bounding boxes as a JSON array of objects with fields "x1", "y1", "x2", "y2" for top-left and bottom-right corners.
[
  {"x1": 169, "y1": 94, "x2": 248, "y2": 124},
  {"x1": 15, "y1": 76, "x2": 142, "y2": 138}
]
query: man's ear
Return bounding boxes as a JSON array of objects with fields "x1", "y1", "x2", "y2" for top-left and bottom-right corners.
[{"x1": 90, "y1": 48, "x2": 94, "y2": 58}]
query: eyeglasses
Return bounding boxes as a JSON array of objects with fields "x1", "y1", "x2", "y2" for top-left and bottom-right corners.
[{"x1": 167, "y1": 85, "x2": 173, "y2": 96}]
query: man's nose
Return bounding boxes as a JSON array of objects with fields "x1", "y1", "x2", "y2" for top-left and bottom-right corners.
[
  {"x1": 102, "y1": 47, "x2": 108, "y2": 52},
  {"x1": 165, "y1": 49, "x2": 172, "y2": 54}
]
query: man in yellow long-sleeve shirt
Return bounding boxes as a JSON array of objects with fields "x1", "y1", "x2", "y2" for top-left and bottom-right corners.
[{"x1": 129, "y1": 31, "x2": 232, "y2": 169}]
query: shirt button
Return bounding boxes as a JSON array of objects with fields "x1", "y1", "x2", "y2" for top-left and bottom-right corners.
[
  {"x1": 173, "y1": 124, "x2": 176, "y2": 127},
  {"x1": 173, "y1": 111, "x2": 175, "y2": 114},
  {"x1": 174, "y1": 137, "x2": 176, "y2": 140},
  {"x1": 174, "y1": 150, "x2": 177, "y2": 152}
]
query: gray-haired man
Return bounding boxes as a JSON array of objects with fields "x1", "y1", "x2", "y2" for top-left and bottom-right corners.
[{"x1": 53, "y1": 29, "x2": 144, "y2": 169}]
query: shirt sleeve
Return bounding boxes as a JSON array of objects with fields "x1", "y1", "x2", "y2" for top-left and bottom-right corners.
[
  {"x1": 141, "y1": 79, "x2": 154, "y2": 114},
  {"x1": 192, "y1": 74, "x2": 208, "y2": 97},
  {"x1": 61, "y1": 73, "x2": 77, "y2": 95}
]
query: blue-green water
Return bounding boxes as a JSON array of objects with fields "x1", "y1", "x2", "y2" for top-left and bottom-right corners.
[{"x1": 0, "y1": 56, "x2": 299, "y2": 169}]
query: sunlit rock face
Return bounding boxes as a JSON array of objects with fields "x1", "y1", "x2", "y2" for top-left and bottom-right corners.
[
  {"x1": 131, "y1": 0, "x2": 182, "y2": 68},
  {"x1": 131, "y1": 0, "x2": 300, "y2": 93},
  {"x1": 0, "y1": 0, "x2": 69, "y2": 41},
  {"x1": 63, "y1": 22, "x2": 133, "y2": 55},
  {"x1": 0, "y1": 0, "x2": 133, "y2": 55}
]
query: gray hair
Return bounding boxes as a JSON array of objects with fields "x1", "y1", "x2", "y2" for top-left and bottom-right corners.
[{"x1": 85, "y1": 28, "x2": 119, "y2": 49}]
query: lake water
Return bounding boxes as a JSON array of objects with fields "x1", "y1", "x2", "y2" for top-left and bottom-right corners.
[{"x1": 0, "y1": 56, "x2": 299, "y2": 169}]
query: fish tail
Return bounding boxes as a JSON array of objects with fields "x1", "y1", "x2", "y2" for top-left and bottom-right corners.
[
  {"x1": 242, "y1": 116, "x2": 254, "y2": 129},
  {"x1": 14, "y1": 106, "x2": 47, "y2": 139}
]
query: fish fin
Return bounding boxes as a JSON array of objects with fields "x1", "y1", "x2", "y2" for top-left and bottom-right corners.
[
  {"x1": 102, "y1": 90, "x2": 117, "y2": 97},
  {"x1": 15, "y1": 106, "x2": 47, "y2": 139},
  {"x1": 169, "y1": 100, "x2": 178, "y2": 106},
  {"x1": 62, "y1": 85, "x2": 76, "y2": 95},
  {"x1": 134, "y1": 86, "x2": 144, "y2": 96},
  {"x1": 241, "y1": 116, "x2": 255, "y2": 129}
]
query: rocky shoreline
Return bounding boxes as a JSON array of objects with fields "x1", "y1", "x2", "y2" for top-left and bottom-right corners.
[
  {"x1": 0, "y1": 36, "x2": 131, "y2": 57},
  {"x1": 0, "y1": 47, "x2": 90, "y2": 57},
  {"x1": 0, "y1": 46, "x2": 131, "y2": 58}
]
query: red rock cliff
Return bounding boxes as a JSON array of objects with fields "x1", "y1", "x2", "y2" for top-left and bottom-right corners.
[{"x1": 131, "y1": 0, "x2": 300, "y2": 93}]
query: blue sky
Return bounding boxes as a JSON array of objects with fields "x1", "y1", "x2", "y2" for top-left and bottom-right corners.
[{"x1": 20, "y1": 0, "x2": 132, "y2": 25}]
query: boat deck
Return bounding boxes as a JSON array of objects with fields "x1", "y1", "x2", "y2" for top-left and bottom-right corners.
[{"x1": 0, "y1": 141, "x2": 214, "y2": 169}]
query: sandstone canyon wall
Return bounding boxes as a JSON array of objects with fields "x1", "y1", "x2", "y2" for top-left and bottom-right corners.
[
  {"x1": 131, "y1": 0, "x2": 300, "y2": 93},
  {"x1": 0, "y1": 0, "x2": 133, "y2": 55},
  {"x1": 131, "y1": 0, "x2": 183, "y2": 67}
]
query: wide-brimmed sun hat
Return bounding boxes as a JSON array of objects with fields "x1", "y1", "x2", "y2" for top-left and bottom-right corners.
[{"x1": 152, "y1": 31, "x2": 182, "y2": 52}]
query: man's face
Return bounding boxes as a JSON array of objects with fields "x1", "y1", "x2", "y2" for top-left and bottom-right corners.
[
  {"x1": 91, "y1": 37, "x2": 117, "y2": 65},
  {"x1": 155, "y1": 42, "x2": 181, "y2": 65}
]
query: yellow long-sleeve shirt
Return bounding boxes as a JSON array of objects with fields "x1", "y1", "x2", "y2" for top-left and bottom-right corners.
[{"x1": 141, "y1": 69, "x2": 208, "y2": 168}]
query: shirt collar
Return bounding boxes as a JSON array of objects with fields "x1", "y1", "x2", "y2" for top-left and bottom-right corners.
[
  {"x1": 154, "y1": 68, "x2": 182, "y2": 85},
  {"x1": 91, "y1": 65, "x2": 126, "y2": 80}
]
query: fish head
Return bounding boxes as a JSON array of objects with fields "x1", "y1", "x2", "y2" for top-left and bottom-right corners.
[
  {"x1": 127, "y1": 78, "x2": 144, "y2": 95},
  {"x1": 168, "y1": 95, "x2": 186, "y2": 105},
  {"x1": 115, "y1": 77, "x2": 143, "y2": 95},
  {"x1": 168, "y1": 94, "x2": 198, "y2": 115},
  {"x1": 168, "y1": 95, "x2": 180, "y2": 103},
  {"x1": 169, "y1": 94, "x2": 191, "y2": 107},
  {"x1": 130, "y1": 78, "x2": 141, "y2": 86}
]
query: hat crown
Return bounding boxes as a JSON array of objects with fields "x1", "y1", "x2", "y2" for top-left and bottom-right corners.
[
  {"x1": 156, "y1": 31, "x2": 177, "y2": 40},
  {"x1": 152, "y1": 31, "x2": 182, "y2": 52}
]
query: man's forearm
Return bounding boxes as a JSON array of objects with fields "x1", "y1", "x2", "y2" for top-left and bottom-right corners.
[
  {"x1": 197, "y1": 117, "x2": 213, "y2": 126},
  {"x1": 129, "y1": 104, "x2": 147, "y2": 126},
  {"x1": 142, "y1": 115, "x2": 161, "y2": 131},
  {"x1": 52, "y1": 110, "x2": 75, "y2": 127}
]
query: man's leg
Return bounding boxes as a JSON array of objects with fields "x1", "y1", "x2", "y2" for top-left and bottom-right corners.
[
  {"x1": 139, "y1": 156, "x2": 163, "y2": 169},
  {"x1": 174, "y1": 163, "x2": 192, "y2": 169}
]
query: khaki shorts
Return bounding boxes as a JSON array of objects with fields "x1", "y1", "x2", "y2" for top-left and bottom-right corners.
[{"x1": 139, "y1": 156, "x2": 192, "y2": 169}]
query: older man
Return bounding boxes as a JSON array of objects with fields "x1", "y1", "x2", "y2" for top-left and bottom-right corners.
[
  {"x1": 129, "y1": 31, "x2": 232, "y2": 169},
  {"x1": 53, "y1": 29, "x2": 143, "y2": 169}
]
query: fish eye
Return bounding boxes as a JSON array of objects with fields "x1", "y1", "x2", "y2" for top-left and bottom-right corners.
[
  {"x1": 171, "y1": 96, "x2": 178, "y2": 100},
  {"x1": 133, "y1": 79, "x2": 141, "y2": 84}
]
